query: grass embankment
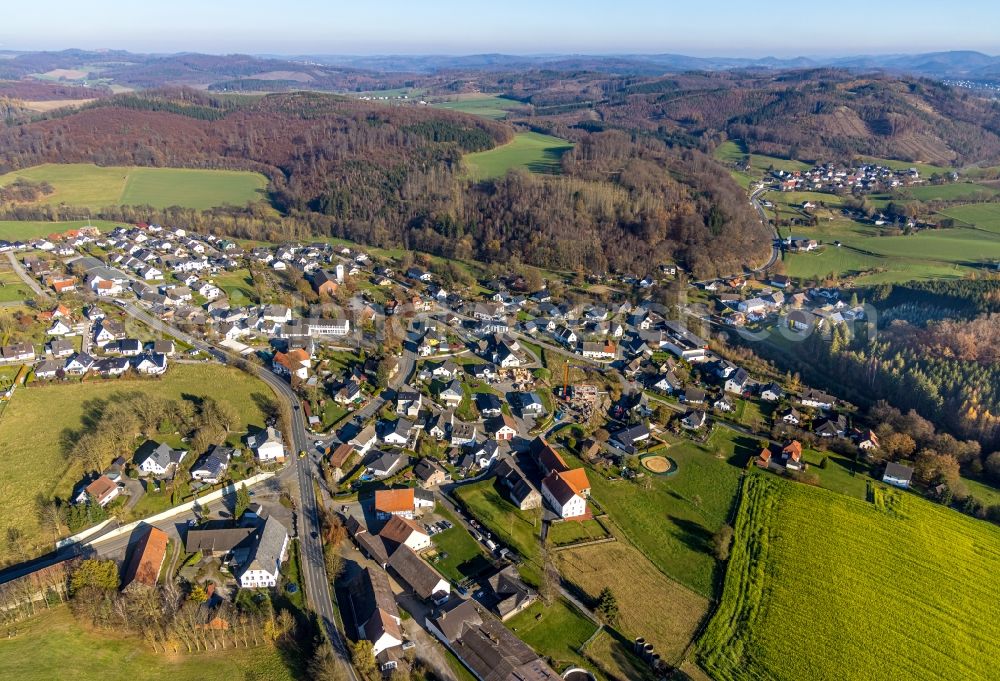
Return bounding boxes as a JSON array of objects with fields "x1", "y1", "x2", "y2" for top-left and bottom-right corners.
[{"x1": 698, "y1": 473, "x2": 1000, "y2": 681}]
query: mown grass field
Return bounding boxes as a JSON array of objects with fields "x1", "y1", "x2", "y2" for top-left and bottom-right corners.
[
  {"x1": 0, "y1": 164, "x2": 268, "y2": 210},
  {"x1": 463, "y1": 132, "x2": 573, "y2": 181},
  {"x1": 569, "y1": 429, "x2": 748, "y2": 597},
  {"x1": 780, "y1": 216, "x2": 1000, "y2": 283},
  {"x1": 432, "y1": 94, "x2": 523, "y2": 120},
  {"x1": 0, "y1": 219, "x2": 120, "y2": 241},
  {"x1": 547, "y1": 518, "x2": 609, "y2": 546},
  {"x1": 0, "y1": 605, "x2": 297, "y2": 681},
  {"x1": 0, "y1": 266, "x2": 32, "y2": 302},
  {"x1": 698, "y1": 473, "x2": 1000, "y2": 681},
  {"x1": 0, "y1": 364, "x2": 272, "y2": 565},
  {"x1": 938, "y1": 201, "x2": 1000, "y2": 234},
  {"x1": 899, "y1": 182, "x2": 997, "y2": 201},
  {"x1": 451, "y1": 479, "x2": 543, "y2": 586},
  {"x1": 555, "y1": 539, "x2": 710, "y2": 664},
  {"x1": 430, "y1": 504, "x2": 492, "y2": 584},
  {"x1": 506, "y1": 598, "x2": 598, "y2": 675}
]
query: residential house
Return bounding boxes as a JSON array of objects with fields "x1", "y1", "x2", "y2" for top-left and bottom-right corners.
[
  {"x1": 782, "y1": 441, "x2": 804, "y2": 470},
  {"x1": 681, "y1": 410, "x2": 707, "y2": 430},
  {"x1": 382, "y1": 419, "x2": 415, "y2": 447},
  {"x1": 133, "y1": 440, "x2": 187, "y2": 477},
  {"x1": 395, "y1": 390, "x2": 422, "y2": 418},
  {"x1": 882, "y1": 462, "x2": 914, "y2": 489},
  {"x1": 414, "y1": 459, "x2": 449, "y2": 488},
  {"x1": 780, "y1": 407, "x2": 803, "y2": 426},
  {"x1": 190, "y1": 445, "x2": 233, "y2": 484},
  {"x1": 368, "y1": 450, "x2": 406, "y2": 479},
  {"x1": 349, "y1": 425, "x2": 378, "y2": 455},
  {"x1": 760, "y1": 383, "x2": 784, "y2": 402},
  {"x1": 485, "y1": 414, "x2": 518, "y2": 441},
  {"x1": 815, "y1": 414, "x2": 847, "y2": 438},
  {"x1": 514, "y1": 392, "x2": 545, "y2": 418},
  {"x1": 724, "y1": 368, "x2": 750, "y2": 395},
  {"x1": 800, "y1": 388, "x2": 835, "y2": 410},
  {"x1": 482, "y1": 566, "x2": 535, "y2": 621},
  {"x1": 379, "y1": 514, "x2": 431, "y2": 552},
  {"x1": 494, "y1": 457, "x2": 542, "y2": 510},
  {"x1": 80, "y1": 475, "x2": 122, "y2": 508},
  {"x1": 348, "y1": 568, "x2": 403, "y2": 658},
  {"x1": 541, "y1": 468, "x2": 590, "y2": 518},
  {"x1": 246, "y1": 427, "x2": 285, "y2": 462},
  {"x1": 857, "y1": 430, "x2": 880, "y2": 452},
  {"x1": 438, "y1": 379, "x2": 464, "y2": 408},
  {"x1": 237, "y1": 517, "x2": 290, "y2": 588},
  {"x1": 133, "y1": 352, "x2": 168, "y2": 375},
  {"x1": 64, "y1": 352, "x2": 95, "y2": 375},
  {"x1": 272, "y1": 349, "x2": 310, "y2": 381},
  {"x1": 476, "y1": 393, "x2": 503, "y2": 418}
]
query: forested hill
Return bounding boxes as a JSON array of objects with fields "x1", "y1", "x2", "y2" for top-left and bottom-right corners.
[
  {"x1": 0, "y1": 90, "x2": 770, "y2": 278},
  {"x1": 511, "y1": 71, "x2": 1000, "y2": 166}
]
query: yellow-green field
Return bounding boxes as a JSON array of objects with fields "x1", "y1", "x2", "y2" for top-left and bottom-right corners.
[
  {"x1": 463, "y1": 131, "x2": 573, "y2": 181},
  {"x1": 0, "y1": 164, "x2": 269, "y2": 210},
  {"x1": 698, "y1": 474, "x2": 1000, "y2": 681},
  {"x1": 0, "y1": 605, "x2": 297, "y2": 681},
  {"x1": 0, "y1": 364, "x2": 272, "y2": 565}
]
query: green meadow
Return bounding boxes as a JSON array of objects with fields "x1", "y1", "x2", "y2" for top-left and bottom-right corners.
[
  {"x1": 0, "y1": 164, "x2": 269, "y2": 210},
  {"x1": 432, "y1": 94, "x2": 523, "y2": 120},
  {"x1": 0, "y1": 219, "x2": 119, "y2": 241},
  {"x1": 463, "y1": 131, "x2": 573, "y2": 181}
]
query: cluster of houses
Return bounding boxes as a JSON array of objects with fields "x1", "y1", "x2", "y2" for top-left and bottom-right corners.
[
  {"x1": 770, "y1": 162, "x2": 923, "y2": 194},
  {"x1": 184, "y1": 510, "x2": 290, "y2": 589},
  {"x1": 345, "y1": 500, "x2": 549, "y2": 677}
]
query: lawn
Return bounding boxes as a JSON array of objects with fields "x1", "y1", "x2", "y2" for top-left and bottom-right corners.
[
  {"x1": 0, "y1": 364, "x2": 273, "y2": 566},
  {"x1": 0, "y1": 269, "x2": 32, "y2": 302},
  {"x1": 451, "y1": 479, "x2": 544, "y2": 585},
  {"x1": 431, "y1": 94, "x2": 523, "y2": 120},
  {"x1": 506, "y1": 598, "x2": 598, "y2": 674},
  {"x1": 0, "y1": 164, "x2": 269, "y2": 210},
  {"x1": 0, "y1": 219, "x2": 120, "y2": 241},
  {"x1": 430, "y1": 504, "x2": 492, "y2": 584},
  {"x1": 547, "y1": 518, "x2": 609, "y2": 546},
  {"x1": 698, "y1": 473, "x2": 1000, "y2": 681},
  {"x1": 572, "y1": 429, "x2": 748, "y2": 597},
  {"x1": 463, "y1": 132, "x2": 573, "y2": 181},
  {"x1": 0, "y1": 605, "x2": 297, "y2": 681},
  {"x1": 555, "y1": 539, "x2": 710, "y2": 664},
  {"x1": 210, "y1": 268, "x2": 258, "y2": 306},
  {"x1": 584, "y1": 629, "x2": 657, "y2": 681}
]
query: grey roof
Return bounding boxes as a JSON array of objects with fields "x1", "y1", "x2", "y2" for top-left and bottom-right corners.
[
  {"x1": 192, "y1": 445, "x2": 233, "y2": 479},
  {"x1": 883, "y1": 462, "x2": 914, "y2": 482},
  {"x1": 387, "y1": 545, "x2": 447, "y2": 600},
  {"x1": 185, "y1": 525, "x2": 254, "y2": 554},
  {"x1": 239, "y1": 517, "x2": 288, "y2": 577},
  {"x1": 133, "y1": 440, "x2": 183, "y2": 469},
  {"x1": 370, "y1": 450, "x2": 404, "y2": 474}
]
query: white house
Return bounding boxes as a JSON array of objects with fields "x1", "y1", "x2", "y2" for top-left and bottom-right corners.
[
  {"x1": 134, "y1": 441, "x2": 187, "y2": 476},
  {"x1": 379, "y1": 514, "x2": 431, "y2": 552},
  {"x1": 882, "y1": 462, "x2": 914, "y2": 489},
  {"x1": 541, "y1": 469, "x2": 590, "y2": 519},
  {"x1": 247, "y1": 427, "x2": 285, "y2": 462},
  {"x1": 237, "y1": 517, "x2": 289, "y2": 588}
]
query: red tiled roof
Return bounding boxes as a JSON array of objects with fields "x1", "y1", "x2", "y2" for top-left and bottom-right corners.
[
  {"x1": 121, "y1": 526, "x2": 168, "y2": 590},
  {"x1": 374, "y1": 488, "x2": 415, "y2": 514}
]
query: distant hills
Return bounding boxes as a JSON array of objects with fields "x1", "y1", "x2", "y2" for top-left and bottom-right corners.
[{"x1": 3, "y1": 49, "x2": 1000, "y2": 90}]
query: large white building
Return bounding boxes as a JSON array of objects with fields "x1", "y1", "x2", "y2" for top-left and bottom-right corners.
[
  {"x1": 246, "y1": 427, "x2": 286, "y2": 462},
  {"x1": 237, "y1": 517, "x2": 289, "y2": 588}
]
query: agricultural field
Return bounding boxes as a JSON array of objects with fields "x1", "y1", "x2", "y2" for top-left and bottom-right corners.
[
  {"x1": 897, "y1": 182, "x2": 997, "y2": 202},
  {"x1": 0, "y1": 364, "x2": 273, "y2": 566},
  {"x1": 938, "y1": 201, "x2": 1000, "y2": 234},
  {"x1": 431, "y1": 94, "x2": 523, "y2": 120},
  {"x1": 0, "y1": 164, "x2": 268, "y2": 210},
  {"x1": 570, "y1": 429, "x2": 748, "y2": 597},
  {"x1": 698, "y1": 474, "x2": 1000, "y2": 681},
  {"x1": 462, "y1": 132, "x2": 573, "y2": 181},
  {"x1": 555, "y1": 538, "x2": 710, "y2": 664},
  {"x1": 780, "y1": 216, "x2": 1000, "y2": 283},
  {"x1": 0, "y1": 606, "x2": 297, "y2": 681},
  {"x1": 0, "y1": 219, "x2": 119, "y2": 241}
]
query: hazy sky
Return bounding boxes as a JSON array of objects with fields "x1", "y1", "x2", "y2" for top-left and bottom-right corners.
[{"x1": 1, "y1": 0, "x2": 996, "y2": 56}]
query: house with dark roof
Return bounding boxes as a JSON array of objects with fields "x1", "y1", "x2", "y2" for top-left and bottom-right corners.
[
  {"x1": 190, "y1": 445, "x2": 233, "y2": 485},
  {"x1": 387, "y1": 546, "x2": 450, "y2": 603},
  {"x1": 882, "y1": 462, "x2": 914, "y2": 489},
  {"x1": 425, "y1": 598, "x2": 559, "y2": 681},
  {"x1": 494, "y1": 457, "x2": 542, "y2": 511},
  {"x1": 482, "y1": 566, "x2": 535, "y2": 621},
  {"x1": 133, "y1": 440, "x2": 187, "y2": 477}
]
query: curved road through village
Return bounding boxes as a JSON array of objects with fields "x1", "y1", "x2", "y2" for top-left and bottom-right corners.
[{"x1": 119, "y1": 301, "x2": 358, "y2": 679}]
